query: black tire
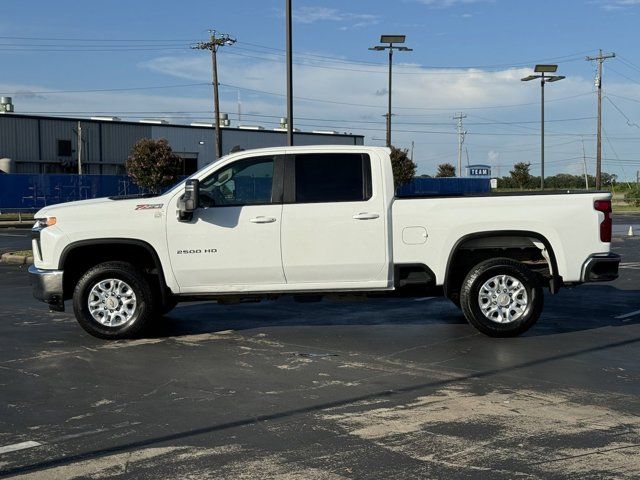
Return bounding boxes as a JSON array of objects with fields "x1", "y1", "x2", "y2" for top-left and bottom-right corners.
[
  {"x1": 460, "y1": 258, "x2": 543, "y2": 337},
  {"x1": 73, "y1": 261, "x2": 157, "y2": 339}
]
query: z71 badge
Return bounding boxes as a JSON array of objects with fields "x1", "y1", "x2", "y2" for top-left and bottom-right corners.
[{"x1": 135, "y1": 204, "x2": 163, "y2": 210}]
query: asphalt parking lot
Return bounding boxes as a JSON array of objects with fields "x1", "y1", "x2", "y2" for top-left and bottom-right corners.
[{"x1": 0, "y1": 223, "x2": 639, "y2": 479}]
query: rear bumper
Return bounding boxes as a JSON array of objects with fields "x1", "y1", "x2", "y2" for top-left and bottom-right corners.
[
  {"x1": 28, "y1": 265, "x2": 65, "y2": 311},
  {"x1": 581, "y1": 253, "x2": 621, "y2": 282}
]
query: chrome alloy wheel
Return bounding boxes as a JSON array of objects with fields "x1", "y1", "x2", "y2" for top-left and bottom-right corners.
[
  {"x1": 87, "y1": 279, "x2": 137, "y2": 327},
  {"x1": 478, "y1": 274, "x2": 528, "y2": 324}
]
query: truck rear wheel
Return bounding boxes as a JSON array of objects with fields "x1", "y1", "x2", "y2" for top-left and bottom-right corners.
[
  {"x1": 460, "y1": 258, "x2": 543, "y2": 337},
  {"x1": 73, "y1": 261, "x2": 157, "y2": 339}
]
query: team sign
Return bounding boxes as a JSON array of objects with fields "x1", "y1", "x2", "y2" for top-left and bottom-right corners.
[{"x1": 468, "y1": 168, "x2": 490, "y2": 176}]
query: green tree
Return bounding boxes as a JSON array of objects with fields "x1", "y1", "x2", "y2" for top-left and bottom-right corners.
[
  {"x1": 601, "y1": 172, "x2": 618, "y2": 187},
  {"x1": 436, "y1": 163, "x2": 456, "y2": 178},
  {"x1": 126, "y1": 138, "x2": 182, "y2": 193},
  {"x1": 626, "y1": 186, "x2": 640, "y2": 207},
  {"x1": 510, "y1": 162, "x2": 532, "y2": 190},
  {"x1": 390, "y1": 146, "x2": 417, "y2": 188}
]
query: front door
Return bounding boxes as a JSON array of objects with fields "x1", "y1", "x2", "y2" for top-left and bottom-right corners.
[{"x1": 167, "y1": 155, "x2": 285, "y2": 292}]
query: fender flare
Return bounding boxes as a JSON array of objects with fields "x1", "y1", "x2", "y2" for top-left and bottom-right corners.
[
  {"x1": 59, "y1": 238, "x2": 170, "y2": 302},
  {"x1": 443, "y1": 230, "x2": 560, "y2": 297}
]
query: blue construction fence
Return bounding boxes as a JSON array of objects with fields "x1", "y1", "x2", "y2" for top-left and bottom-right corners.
[
  {"x1": 0, "y1": 174, "x2": 491, "y2": 211},
  {"x1": 0, "y1": 174, "x2": 154, "y2": 211},
  {"x1": 397, "y1": 177, "x2": 490, "y2": 197}
]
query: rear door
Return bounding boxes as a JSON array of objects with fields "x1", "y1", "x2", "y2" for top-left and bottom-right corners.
[{"x1": 280, "y1": 152, "x2": 389, "y2": 287}]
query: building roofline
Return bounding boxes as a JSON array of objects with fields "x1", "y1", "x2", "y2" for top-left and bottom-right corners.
[{"x1": 0, "y1": 113, "x2": 365, "y2": 139}]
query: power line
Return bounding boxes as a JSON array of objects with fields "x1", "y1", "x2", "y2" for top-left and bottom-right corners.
[
  {"x1": 219, "y1": 82, "x2": 594, "y2": 111},
  {"x1": 0, "y1": 83, "x2": 209, "y2": 95},
  {"x1": 235, "y1": 41, "x2": 595, "y2": 70},
  {"x1": 9, "y1": 110, "x2": 596, "y2": 126},
  {"x1": 222, "y1": 48, "x2": 588, "y2": 76},
  {"x1": 604, "y1": 96, "x2": 640, "y2": 129},
  {"x1": 0, "y1": 46, "x2": 191, "y2": 52},
  {"x1": 616, "y1": 56, "x2": 640, "y2": 75},
  {"x1": 0, "y1": 35, "x2": 200, "y2": 42},
  {"x1": 607, "y1": 66, "x2": 640, "y2": 85}
]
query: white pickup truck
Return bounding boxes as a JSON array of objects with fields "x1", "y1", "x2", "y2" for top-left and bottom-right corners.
[{"x1": 29, "y1": 146, "x2": 620, "y2": 339}]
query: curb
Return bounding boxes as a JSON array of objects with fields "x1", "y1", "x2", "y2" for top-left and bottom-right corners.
[
  {"x1": 0, "y1": 222, "x2": 33, "y2": 229},
  {"x1": 0, "y1": 253, "x2": 33, "y2": 265}
]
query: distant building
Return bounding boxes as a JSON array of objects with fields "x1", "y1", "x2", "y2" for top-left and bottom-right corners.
[
  {"x1": 0, "y1": 114, "x2": 364, "y2": 175},
  {"x1": 465, "y1": 164, "x2": 492, "y2": 178}
]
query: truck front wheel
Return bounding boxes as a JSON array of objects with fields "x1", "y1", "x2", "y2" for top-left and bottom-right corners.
[
  {"x1": 460, "y1": 258, "x2": 543, "y2": 337},
  {"x1": 73, "y1": 261, "x2": 157, "y2": 339}
]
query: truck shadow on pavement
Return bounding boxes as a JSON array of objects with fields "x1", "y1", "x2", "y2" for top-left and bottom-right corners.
[{"x1": 144, "y1": 284, "x2": 640, "y2": 339}]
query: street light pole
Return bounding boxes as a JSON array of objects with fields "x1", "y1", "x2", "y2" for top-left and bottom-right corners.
[
  {"x1": 370, "y1": 35, "x2": 412, "y2": 148},
  {"x1": 285, "y1": 0, "x2": 294, "y2": 146},
  {"x1": 387, "y1": 47, "x2": 393, "y2": 148},
  {"x1": 521, "y1": 65, "x2": 565, "y2": 190},
  {"x1": 540, "y1": 73, "x2": 545, "y2": 190}
]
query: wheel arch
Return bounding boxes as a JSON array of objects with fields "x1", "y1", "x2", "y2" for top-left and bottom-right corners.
[
  {"x1": 443, "y1": 230, "x2": 560, "y2": 298},
  {"x1": 59, "y1": 238, "x2": 170, "y2": 302}
]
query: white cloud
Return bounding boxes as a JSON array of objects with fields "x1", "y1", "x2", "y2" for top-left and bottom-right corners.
[
  {"x1": 597, "y1": 0, "x2": 640, "y2": 10},
  {"x1": 415, "y1": 0, "x2": 492, "y2": 8},
  {"x1": 279, "y1": 6, "x2": 379, "y2": 28},
  {"x1": 6, "y1": 51, "x2": 640, "y2": 179}
]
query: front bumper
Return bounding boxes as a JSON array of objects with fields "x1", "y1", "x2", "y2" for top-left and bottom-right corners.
[
  {"x1": 581, "y1": 253, "x2": 621, "y2": 282},
  {"x1": 28, "y1": 265, "x2": 64, "y2": 311}
]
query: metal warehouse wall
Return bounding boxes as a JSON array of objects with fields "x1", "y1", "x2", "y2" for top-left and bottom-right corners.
[
  {"x1": 221, "y1": 129, "x2": 363, "y2": 154},
  {"x1": 0, "y1": 114, "x2": 364, "y2": 175}
]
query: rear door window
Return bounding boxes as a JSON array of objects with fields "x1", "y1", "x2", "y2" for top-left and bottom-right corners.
[{"x1": 294, "y1": 153, "x2": 372, "y2": 203}]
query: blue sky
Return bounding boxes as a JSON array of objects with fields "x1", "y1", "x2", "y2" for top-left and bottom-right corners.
[{"x1": 2, "y1": 0, "x2": 640, "y2": 179}]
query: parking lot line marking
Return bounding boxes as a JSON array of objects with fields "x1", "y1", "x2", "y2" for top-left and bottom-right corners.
[
  {"x1": 0, "y1": 441, "x2": 41, "y2": 455},
  {"x1": 620, "y1": 262, "x2": 640, "y2": 266},
  {"x1": 615, "y1": 309, "x2": 640, "y2": 320},
  {"x1": 0, "y1": 233, "x2": 27, "y2": 237},
  {"x1": 413, "y1": 297, "x2": 435, "y2": 302}
]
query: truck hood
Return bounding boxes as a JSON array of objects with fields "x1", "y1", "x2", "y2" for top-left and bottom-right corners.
[{"x1": 35, "y1": 194, "x2": 164, "y2": 218}]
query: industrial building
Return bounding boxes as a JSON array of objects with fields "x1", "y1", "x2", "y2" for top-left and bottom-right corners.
[{"x1": 0, "y1": 111, "x2": 364, "y2": 175}]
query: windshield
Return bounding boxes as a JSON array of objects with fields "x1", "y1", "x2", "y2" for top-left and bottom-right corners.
[{"x1": 163, "y1": 154, "x2": 231, "y2": 197}]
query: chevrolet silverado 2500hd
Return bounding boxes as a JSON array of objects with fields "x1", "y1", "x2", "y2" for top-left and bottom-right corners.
[{"x1": 29, "y1": 146, "x2": 620, "y2": 338}]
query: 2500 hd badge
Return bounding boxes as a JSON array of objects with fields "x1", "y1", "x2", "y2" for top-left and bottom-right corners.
[{"x1": 176, "y1": 249, "x2": 218, "y2": 254}]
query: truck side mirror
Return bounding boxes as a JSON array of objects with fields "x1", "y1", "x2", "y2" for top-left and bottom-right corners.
[{"x1": 178, "y1": 179, "x2": 200, "y2": 221}]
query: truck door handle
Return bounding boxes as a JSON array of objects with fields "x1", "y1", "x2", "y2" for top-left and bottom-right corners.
[
  {"x1": 249, "y1": 216, "x2": 277, "y2": 224},
  {"x1": 353, "y1": 213, "x2": 379, "y2": 220}
]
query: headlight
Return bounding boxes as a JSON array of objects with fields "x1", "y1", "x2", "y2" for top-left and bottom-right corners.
[{"x1": 33, "y1": 217, "x2": 57, "y2": 231}]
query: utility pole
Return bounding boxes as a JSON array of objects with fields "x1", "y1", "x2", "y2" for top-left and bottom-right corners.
[
  {"x1": 454, "y1": 113, "x2": 467, "y2": 177},
  {"x1": 77, "y1": 121, "x2": 83, "y2": 175},
  {"x1": 410, "y1": 140, "x2": 414, "y2": 162},
  {"x1": 286, "y1": 0, "x2": 294, "y2": 146},
  {"x1": 581, "y1": 137, "x2": 589, "y2": 189},
  {"x1": 192, "y1": 31, "x2": 236, "y2": 160},
  {"x1": 586, "y1": 50, "x2": 615, "y2": 190}
]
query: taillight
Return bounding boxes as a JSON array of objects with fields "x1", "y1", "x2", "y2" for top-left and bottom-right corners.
[{"x1": 594, "y1": 200, "x2": 612, "y2": 243}]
